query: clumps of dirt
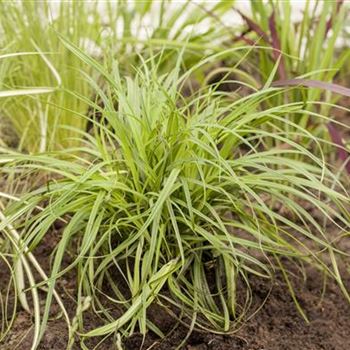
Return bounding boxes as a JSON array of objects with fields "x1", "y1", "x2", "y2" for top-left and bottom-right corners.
[
  {"x1": 2, "y1": 311, "x2": 70, "y2": 350},
  {"x1": 125, "y1": 265, "x2": 350, "y2": 350}
]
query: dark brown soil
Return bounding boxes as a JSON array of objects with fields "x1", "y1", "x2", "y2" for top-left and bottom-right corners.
[{"x1": 124, "y1": 267, "x2": 350, "y2": 350}]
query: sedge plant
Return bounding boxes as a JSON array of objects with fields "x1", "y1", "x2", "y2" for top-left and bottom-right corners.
[{"x1": 1, "y1": 43, "x2": 350, "y2": 349}]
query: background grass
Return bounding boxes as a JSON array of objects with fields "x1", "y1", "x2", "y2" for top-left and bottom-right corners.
[{"x1": 0, "y1": 0, "x2": 233, "y2": 153}]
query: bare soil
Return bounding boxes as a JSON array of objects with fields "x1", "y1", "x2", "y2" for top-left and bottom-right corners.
[{"x1": 124, "y1": 267, "x2": 350, "y2": 350}]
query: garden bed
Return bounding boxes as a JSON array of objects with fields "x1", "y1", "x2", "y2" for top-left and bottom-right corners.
[
  {"x1": 1, "y1": 1, "x2": 350, "y2": 349},
  {"x1": 1, "y1": 226, "x2": 349, "y2": 350}
]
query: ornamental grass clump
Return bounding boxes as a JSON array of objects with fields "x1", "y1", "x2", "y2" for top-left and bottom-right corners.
[{"x1": 1, "y1": 44, "x2": 350, "y2": 348}]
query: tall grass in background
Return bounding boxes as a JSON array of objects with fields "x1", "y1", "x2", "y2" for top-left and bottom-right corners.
[
  {"x1": 0, "y1": 52, "x2": 72, "y2": 348},
  {"x1": 0, "y1": 1, "x2": 104, "y2": 152},
  {"x1": 211, "y1": 0, "x2": 350, "y2": 166},
  {"x1": 0, "y1": 0, "x2": 233, "y2": 153},
  {"x1": 2, "y1": 43, "x2": 350, "y2": 348},
  {"x1": 236, "y1": 0, "x2": 348, "y2": 83},
  {"x1": 0, "y1": 51, "x2": 61, "y2": 148}
]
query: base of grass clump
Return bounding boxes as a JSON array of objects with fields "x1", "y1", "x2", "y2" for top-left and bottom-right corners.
[{"x1": 1, "y1": 234, "x2": 350, "y2": 350}]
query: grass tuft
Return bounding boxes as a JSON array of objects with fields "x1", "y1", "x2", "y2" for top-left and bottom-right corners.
[{"x1": 1, "y1": 46, "x2": 350, "y2": 346}]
